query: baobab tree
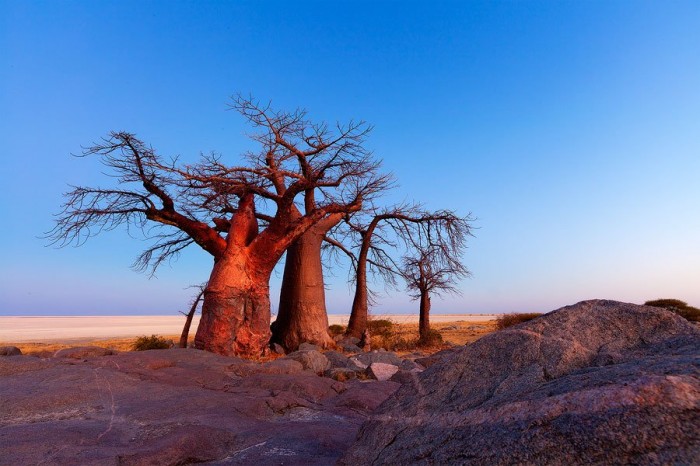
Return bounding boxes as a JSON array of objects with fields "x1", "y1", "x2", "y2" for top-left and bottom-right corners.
[
  {"x1": 401, "y1": 244, "x2": 469, "y2": 342},
  {"x1": 48, "y1": 96, "x2": 386, "y2": 357},
  {"x1": 342, "y1": 206, "x2": 472, "y2": 338},
  {"x1": 272, "y1": 181, "x2": 391, "y2": 352}
]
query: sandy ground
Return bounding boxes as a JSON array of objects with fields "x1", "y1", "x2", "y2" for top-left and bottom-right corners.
[{"x1": 0, "y1": 314, "x2": 497, "y2": 343}]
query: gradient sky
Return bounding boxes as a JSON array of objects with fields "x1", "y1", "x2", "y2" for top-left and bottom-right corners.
[{"x1": 1, "y1": 1, "x2": 698, "y2": 316}]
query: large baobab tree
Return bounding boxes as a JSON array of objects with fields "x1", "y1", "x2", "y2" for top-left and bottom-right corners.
[
  {"x1": 48, "y1": 96, "x2": 385, "y2": 357},
  {"x1": 272, "y1": 158, "x2": 389, "y2": 352},
  {"x1": 342, "y1": 206, "x2": 472, "y2": 338}
]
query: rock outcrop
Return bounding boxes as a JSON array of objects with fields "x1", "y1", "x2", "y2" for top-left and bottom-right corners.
[
  {"x1": 341, "y1": 300, "x2": 700, "y2": 465},
  {"x1": 0, "y1": 347, "x2": 400, "y2": 465}
]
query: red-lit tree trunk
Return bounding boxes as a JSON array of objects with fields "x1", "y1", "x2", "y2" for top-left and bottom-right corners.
[
  {"x1": 194, "y1": 194, "x2": 283, "y2": 357},
  {"x1": 419, "y1": 290, "x2": 431, "y2": 341},
  {"x1": 272, "y1": 215, "x2": 341, "y2": 351}
]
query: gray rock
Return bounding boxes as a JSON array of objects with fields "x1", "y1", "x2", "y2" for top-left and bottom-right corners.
[
  {"x1": 53, "y1": 346, "x2": 116, "y2": 359},
  {"x1": 354, "y1": 350, "x2": 402, "y2": 367},
  {"x1": 340, "y1": 342, "x2": 362, "y2": 353},
  {"x1": 324, "y1": 350, "x2": 351, "y2": 369},
  {"x1": 298, "y1": 342, "x2": 321, "y2": 352},
  {"x1": 347, "y1": 356, "x2": 368, "y2": 371},
  {"x1": 0, "y1": 346, "x2": 22, "y2": 356},
  {"x1": 399, "y1": 358, "x2": 424, "y2": 372},
  {"x1": 341, "y1": 300, "x2": 700, "y2": 465},
  {"x1": 441, "y1": 325, "x2": 458, "y2": 330},
  {"x1": 284, "y1": 349, "x2": 331, "y2": 374},
  {"x1": 365, "y1": 362, "x2": 399, "y2": 381}
]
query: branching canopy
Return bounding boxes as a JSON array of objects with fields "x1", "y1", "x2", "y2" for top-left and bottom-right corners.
[{"x1": 47, "y1": 96, "x2": 389, "y2": 275}]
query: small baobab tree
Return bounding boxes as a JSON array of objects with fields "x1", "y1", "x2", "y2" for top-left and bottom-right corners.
[
  {"x1": 341, "y1": 205, "x2": 473, "y2": 338},
  {"x1": 48, "y1": 96, "x2": 385, "y2": 357},
  {"x1": 401, "y1": 244, "x2": 469, "y2": 342}
]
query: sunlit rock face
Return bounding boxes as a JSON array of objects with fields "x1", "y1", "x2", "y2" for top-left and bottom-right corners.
[{"x1": 341, "y1": 300, "x2": 700, "y2": 465}]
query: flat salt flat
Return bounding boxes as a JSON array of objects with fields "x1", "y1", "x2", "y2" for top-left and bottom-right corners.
[{"x1": 0, "y1": 314, "x2": 497, "y2": 343}]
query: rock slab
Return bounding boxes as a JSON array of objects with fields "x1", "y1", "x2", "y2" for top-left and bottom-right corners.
[
  {"x1": 0, "y1": 347, "x2": 399, "y2": 465},
  {"x1": 340, "y1": 300, "x2": 700, "y2": 465}
]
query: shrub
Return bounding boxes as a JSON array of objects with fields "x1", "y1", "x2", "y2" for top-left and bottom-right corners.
[
  {"x1": 417, "y1": 329, "x2": 444, "y2": 347},
  {"x1": 367, "y1": 319, "x2": 394, "y2": 338},
  {"x1": 132, "y1": 335, "x2": 172, "y2": 351},
  {"x1": 645, "y1": 299, "x2": 700, "y2": 322},
  {"x1": 495, "y1": 313, "x2": 543, "y2": 330},
  {"x1": 328, "y1": 324, "x2": 346, "y2": 336}
]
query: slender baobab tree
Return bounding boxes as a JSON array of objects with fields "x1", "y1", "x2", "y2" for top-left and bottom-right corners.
[
  {"x1": 401, "y1": 244, "x2": 469, "y2": 342},
  {"x1": 48, "y1": 96, "x2": 386, "y2": 357},
  {"x1": 342, "y1": 206, "x2": 473, "y2": 338}
]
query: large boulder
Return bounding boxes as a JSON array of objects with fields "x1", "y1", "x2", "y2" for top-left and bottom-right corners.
[{"x1": 341, "y1": 300, "x2": 700, "y2": 465}]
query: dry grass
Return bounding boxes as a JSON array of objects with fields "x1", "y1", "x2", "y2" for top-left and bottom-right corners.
[
  {"x1": 7, "y1": 335, "x2": 185, "y2": 357},
  {"x1": 387, "y1": 320, "x2": 496, "y2": 347},
  {"x1": 4, "y1": 319, "x2": 497, "y2": 358}
]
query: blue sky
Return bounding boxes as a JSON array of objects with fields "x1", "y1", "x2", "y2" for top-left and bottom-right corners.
[{"x1": 1, "y1": 1, "x2": 698, "y2": 316}]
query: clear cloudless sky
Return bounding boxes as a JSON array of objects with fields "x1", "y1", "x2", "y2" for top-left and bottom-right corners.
[{"x1": 1, "y1": 1, "x2": 699, "y2": 316}]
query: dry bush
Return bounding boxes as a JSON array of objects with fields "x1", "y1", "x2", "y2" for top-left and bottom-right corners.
[
  {"x1": 367, "y1": 319, "x2": 394, "y2": 338},
  {"x1": 328, "y1": 324, "x2": 346, "y2": 336},
  {"x1": 417, "y1": 329, "x2": 444, "y2": 348},
  {"x1": 495, "y1": 313, "x2": 543, "y2": 330},
  {"x1": 645, "y1": 299, "x2": 700, "y2": 322},
  {"x1": 132, "y1": 335, "x2": 172, "y2": 351}
]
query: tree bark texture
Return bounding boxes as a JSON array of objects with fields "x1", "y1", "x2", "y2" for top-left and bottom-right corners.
[
  {"x1": 193, "y1": 194, "x2": 276, "y2": 357},
  {"x1": 419, "y1": 291, "x2": 431, "y2": 341},
  {"x1": 272, "y1": 219, "x2": 339, "y2": 351},
  {"x1": 194, "y1": 253, "x2": 272, "y2": 357}
]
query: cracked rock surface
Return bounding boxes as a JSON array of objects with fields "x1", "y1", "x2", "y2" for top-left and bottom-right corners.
[
  {"x1": 0, "y1": 347, "x2": 399, "y2": 465},
  {"x1": 340, "y1": 300, "x2": 700, "y2": 465}
]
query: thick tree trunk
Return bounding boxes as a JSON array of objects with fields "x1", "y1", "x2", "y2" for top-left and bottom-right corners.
[
  {"x1": 419, "y1": 291, "x2": 431, "y2": 341},
  {"x1": 194, "y1": 255, "x2": 272, "y2": 357},
  {"x1": 194, "y1": 200, "x2": 274, "y2": 357},
  {"x1": 272, "y1": 219, "x2": 339, "y2": 351}
]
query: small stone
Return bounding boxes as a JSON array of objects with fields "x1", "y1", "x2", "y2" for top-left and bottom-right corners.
[
  {"x1": 354, "y1": 350, "x2": 402, "y2": 367},
  {"x1": 324, "y1": 350, "x2": 351, "y2": 369},
  {"x1": 347, "y1": 356, "x2": 368, "y2": 371},
  {"x1": 298, "y1": 342, "x2": 321, "y2": 352},
  {"x1": 284, "y1": 350, "x2": 331, "y2": 374},
  {"x1": 365, "y1": 362, "x2": 399, "y2": 381}
]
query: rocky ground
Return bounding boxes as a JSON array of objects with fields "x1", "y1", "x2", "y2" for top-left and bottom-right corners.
[
  {"x1": 0, "y1": 340, "x2": 427, "y2": 465},
  {"x1": 2, "y1": 300, "x2": 698, "y2": 465},
  {"x1": 340, "y1": 300, "x2": 700, "y2": 465}
]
